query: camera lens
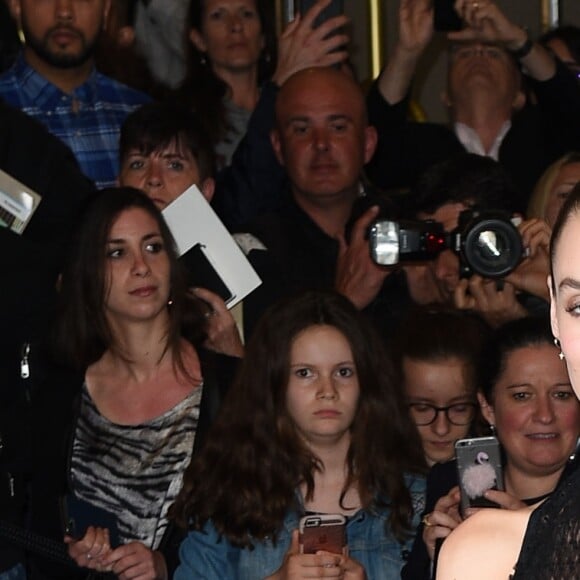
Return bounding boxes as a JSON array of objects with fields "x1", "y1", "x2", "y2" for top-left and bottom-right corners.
[{"x1": 462, "y1": 218, "x2": 522, "y2": 278}]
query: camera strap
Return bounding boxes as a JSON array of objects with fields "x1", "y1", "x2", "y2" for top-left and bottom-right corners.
[{"x1": 0, "y1": 519, "x2": 74, "y2": 566}]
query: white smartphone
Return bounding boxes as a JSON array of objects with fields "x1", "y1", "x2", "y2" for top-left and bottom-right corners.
[{"x1": 455, "y1": 436, "x2": 504, "y2": 513}]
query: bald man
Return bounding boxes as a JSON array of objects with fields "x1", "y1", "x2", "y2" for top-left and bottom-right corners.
[
  {"x1": 270, "y1": 67, "x2": 377, "y2": 237},
  {"x1": 234, "y1": 67, "x2": 409, "y2": 338}
]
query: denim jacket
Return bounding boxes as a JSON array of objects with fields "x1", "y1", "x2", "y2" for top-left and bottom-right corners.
[{"x1": 174, "y1": 474, "x2": 425, "y2": 580}]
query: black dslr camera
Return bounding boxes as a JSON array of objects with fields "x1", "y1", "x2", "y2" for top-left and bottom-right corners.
[{"x1": 369, "y1": 209, "x2": 523, "y2": 279}]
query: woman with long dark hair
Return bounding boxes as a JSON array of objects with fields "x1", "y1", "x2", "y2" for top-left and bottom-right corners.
[
  {"x1": 172, "y1": 290, "x2": 426, "y2": 579},
  {"x1": 43, "y1": 187, "x2": 241, "y2": 579}
]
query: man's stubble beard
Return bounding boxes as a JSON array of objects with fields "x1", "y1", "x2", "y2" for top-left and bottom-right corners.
[{"x1": 21, "y1": 19, "x2": 99, "y2": 69}]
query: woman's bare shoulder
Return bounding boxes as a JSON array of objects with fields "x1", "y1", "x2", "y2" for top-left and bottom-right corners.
[{"x1": 436, "y1": 507, "x2": 533, "y2": 580}]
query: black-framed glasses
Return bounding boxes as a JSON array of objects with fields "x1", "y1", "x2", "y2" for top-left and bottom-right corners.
[{"x1": 408, "y1": 402, "x2": 477, "y2": 426}]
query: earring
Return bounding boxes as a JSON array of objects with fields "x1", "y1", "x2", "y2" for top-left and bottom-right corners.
[
  {"x1": 554, "y1": 338, "x2": 565, "y2": 360},
  {"x1": 489, "y1": 424, "x2": 497, "y2": 436},
  {"x1": 200, "y1": 54, "x2": 207, "y2": 66},
  {"x1": 167, "y1": 299, "x2": 174, "y2": 307}
]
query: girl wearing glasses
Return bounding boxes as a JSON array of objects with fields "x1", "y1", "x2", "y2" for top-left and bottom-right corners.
[
  {"x1": 396, "y1": 307, "x2": 489, "y2": 579},
  {"x1": 395, "y1": 307, "x2": 489, "y2": 468}
]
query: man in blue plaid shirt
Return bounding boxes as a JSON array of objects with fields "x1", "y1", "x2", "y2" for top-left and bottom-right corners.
[{"x1": 0, "y1": 0, "x2": 150, "y2": 189}]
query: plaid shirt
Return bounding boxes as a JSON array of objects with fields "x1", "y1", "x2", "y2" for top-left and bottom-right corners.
[{"x1": 0, "y1": 54, "x2": 150, "y2": 189}]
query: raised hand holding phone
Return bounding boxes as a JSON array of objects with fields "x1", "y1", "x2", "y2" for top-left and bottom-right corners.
[
  {"x1": 455, "y1": 436, "x2": 505, "y2": 514},
  {"x1": 434, "y1": 0, "x2": 463, "y2": 32}
]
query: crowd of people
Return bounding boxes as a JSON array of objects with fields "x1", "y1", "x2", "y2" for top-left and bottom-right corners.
[{"x1": 1, "y1": 0, "x2": 580, "y2": 579}]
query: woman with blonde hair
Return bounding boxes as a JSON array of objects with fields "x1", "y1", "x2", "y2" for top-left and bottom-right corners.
[{"x1": 527, "y1": 152, "x2": 580, "y2": 227}]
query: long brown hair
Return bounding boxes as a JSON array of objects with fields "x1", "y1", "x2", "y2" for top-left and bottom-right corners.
[
  {"x1": 54, "y1": 187, "x2": 207, "y2": 371},
  {"x1": 171, "y1": 290, "x2": 425, "y2": 546}
]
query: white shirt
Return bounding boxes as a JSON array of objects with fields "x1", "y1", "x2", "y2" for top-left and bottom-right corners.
[{"x1": 454, "y1": 120, "x2": 512, "y2": 161}]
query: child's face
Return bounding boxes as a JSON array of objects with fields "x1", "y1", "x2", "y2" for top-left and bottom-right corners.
[
  {"x1": 285, "y1": 324, "x2": 360, "y2": 448},
  {"x1": 404, "y1": 356, "x2": 475, "y2": 465}
]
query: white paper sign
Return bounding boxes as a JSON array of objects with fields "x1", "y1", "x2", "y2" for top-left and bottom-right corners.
[{"x1": 162, "y1": 185, "x2": 261, "y2": 309}]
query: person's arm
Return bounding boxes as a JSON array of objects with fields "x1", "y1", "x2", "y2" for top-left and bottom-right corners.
[
  {"x1": 505, "y1": 219, "x2": 551, "y2": 303},
  {"x1": 212, "y1": 82, "x2": 283, "y2": 230},
  {"x1": 271, "y1": 0, "x2": 350, "y2": 87},
  {"x1": 422, "y1": 487, "x2": 463, "y2": 563},
  {"x1": 376, "y1": 0, "x2": 434, "y2": 106},
  {"x1": 66, "y1": 527, "x2": 169, "y2": 579},
  {"x1": 367, "y1": 0, "x2": 434, "y2": 138},
  {"x1": 449, "y1": 0, "x2": 555, "y2": 81},
  {"x1": 189, "y1": 288, "x2": 244, "y2": 358},
  {"x1": 436, "y1": 508, "x2": 530, "y2": 580},
  {"x1": 104, "y1": 542, "x2": 168, "y2": 579},
  {"x1": 366, "y1": 0, "x2": 465, "y2": 191},
  {"x1": 334, "y1": 206, "x2": 393, "y2": 310},
  {"x1": 454, "y1": 277, "x2": 528, "y2": 328},
  {"x1": 402, "y1": 462, "x2": 459, "y2": 580},
  {"x1": 265, "y1": 530, "x2": 365, "y2": 580}
]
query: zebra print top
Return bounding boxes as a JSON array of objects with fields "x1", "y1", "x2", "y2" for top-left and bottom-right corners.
[{"x1": 69, "y1": 383, "x2": 202, "y2": 549}]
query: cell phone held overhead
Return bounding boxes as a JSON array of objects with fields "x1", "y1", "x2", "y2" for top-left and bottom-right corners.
[
  {"x1": 455, "y1": 436, "x2": 505, "y2": 513},
  {"x1": 300, "y1": 0, "x2": 344, "y2": 27},
  {"x1": 433, "y1": 0, "x2": 463, "y2": 32},
  {"x1": 299, "y1": 514, "x2": 346, "y2": 555}
]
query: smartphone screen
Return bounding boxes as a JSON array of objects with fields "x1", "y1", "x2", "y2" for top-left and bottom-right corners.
[
  {"x1": 434, "y1": 0, "x2": 463, "y2": 32},
  {"x1": 179, "y1": 243, "x2": 233, "y2": 304},
  {"x1": 299, "y1": 514, "x2": 346, "y2": 555},
  {"x1": 455, "y1": 436, "x2": 504, "y2": 513},
  {"x1": 61, "y1": 494, "x2": 120, "y2": 548}
]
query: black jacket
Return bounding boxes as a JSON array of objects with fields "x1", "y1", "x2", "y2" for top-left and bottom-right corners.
[
  {"x1": 367, "y1": 61, "x2": 580, "y2": 213},
  {"x1": 238, "y1": 193, "x2": 414, "y2": 344},
  {"x1": 0, "y1": 99, "x2": 95, "y2": 572},
  {"x1": 23, "y1": 345, "x2": 237, "y2": 580}
]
